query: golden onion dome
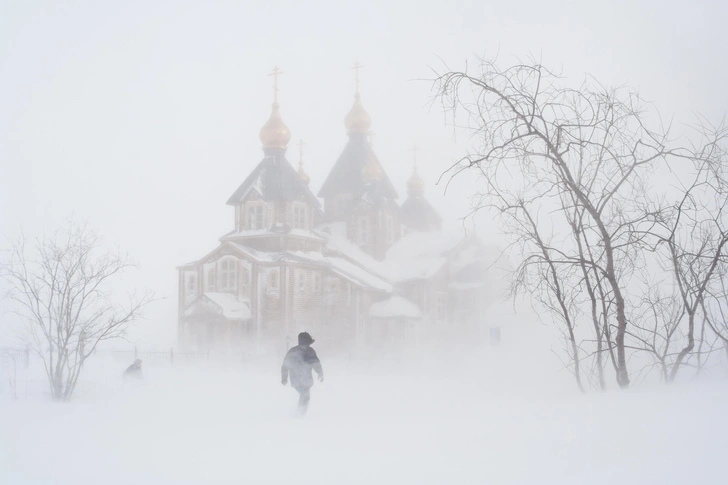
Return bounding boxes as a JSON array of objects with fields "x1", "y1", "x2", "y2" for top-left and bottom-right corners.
[
  {"x1": 362, "y1": 152, "x2": 382, "y2": 182},
  {"x1": 407, "y1": 166, "x2": 425, "y2": 195},
  {"x1": 298, "y1": 161, "x2": 310, "y2": 185},
  {"x1": 344, "y1": 93, "x2": 372, "y2": 134},
  {"x1": 259, "y1": 102, "x2": 291, "y2": 149}
]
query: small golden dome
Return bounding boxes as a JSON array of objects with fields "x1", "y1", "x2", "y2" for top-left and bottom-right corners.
[
  {"x1": 298, "y1": 161, "x2": 310, "y2": 185},
  {"x1": 407, "y1": 166, "x2": 425, "y2": 195},
  {"x1": 259, "y1": 102, "x2": 291, "y2": 149},
  {"x1": 344, "y1": 93, "x2": 372, "y2": 134},
  {"x1": 362, "y1": 152, "x2": 382, "y2": 182}
]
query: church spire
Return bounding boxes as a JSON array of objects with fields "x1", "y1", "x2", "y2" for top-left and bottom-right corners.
[
  {"x1": 259, "y1": 66, "x2": 291, "y2": 150},
  {"x1": 344, "y1": 61, "x2": 372, "y2": 134},
  {"x1": 297, "y1": 140, "x2": 310, "y2": 185},
  {"x1": 407, "y1": 146, "x2": 425, "y2": 196}
]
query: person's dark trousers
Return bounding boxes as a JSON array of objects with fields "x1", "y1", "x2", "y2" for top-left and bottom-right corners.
[{"x1": 296, "y1": 387, "x2": 311, "y2": 415}]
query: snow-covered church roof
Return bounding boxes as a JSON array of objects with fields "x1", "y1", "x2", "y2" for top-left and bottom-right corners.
[
  {"x1": 185, "y1": 292, "x2": 252, "y2": 320},
  {"x1": 385, "y1": 231, "x2": 468, "y2": 282},
  {"x1": 186, "y1": 240, "x2": 392, "y2": 293},
  {"x1": 369, "y1": 295, "x2": 422, "y2": 319},
  {"x1": 315, "y1": 222, "x2": 474, "y2": 283}
]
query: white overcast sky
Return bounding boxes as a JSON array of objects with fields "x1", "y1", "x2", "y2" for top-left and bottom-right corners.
[{"x1": 1, "y1": 0, "x2": 727, "y2": 346}]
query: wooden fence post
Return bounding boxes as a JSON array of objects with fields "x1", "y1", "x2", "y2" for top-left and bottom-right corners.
[
  {"x1": 170, "y1": 347, "x2": 174, "y2": 365},
  {"x1": 24, "y1": 346, "x2": 30, "y2": 369},
  {"x1": 206, "y1": 349, "x2": 210, "y2": 361},
  {"x1": 134, "y1": 346, "x2": 138, "y2": 361}
]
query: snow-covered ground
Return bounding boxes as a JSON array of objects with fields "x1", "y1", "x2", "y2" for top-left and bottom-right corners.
[{"x1": 1, "y1": 330, "x2": 727, "y2": 484}]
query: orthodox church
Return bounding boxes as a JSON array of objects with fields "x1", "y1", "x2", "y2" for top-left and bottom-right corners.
[{"x1": 177, "y1": 67, "x2": 493, "y2": 356}]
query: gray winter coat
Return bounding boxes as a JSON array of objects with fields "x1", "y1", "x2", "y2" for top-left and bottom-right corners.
[{"x1": 281, "y1": 345, "x2": 323, "y2": 389}]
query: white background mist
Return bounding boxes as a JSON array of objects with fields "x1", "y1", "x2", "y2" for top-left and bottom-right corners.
[{"x1": 2, "y1": 0, "x2": 727, "y2": 346}]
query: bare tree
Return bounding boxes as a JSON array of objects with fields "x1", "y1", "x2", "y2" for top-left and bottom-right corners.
[
  {"x1": 702, "y1": 266, "x2": 728, "y2": 363},
  {"x1": 645, "y1": 141, "x2": 728, "y2": 380},
  {"x1": 627, "y1": 283, "x2": 686, "y2": 382},
  {"x1": 433, "y1": 58, "x2": 726, "y2": 388},
  {"x1": 568, "y1": 202, "x2": 613, "y2": 389},
  {"x1": 510, "y1": 200, "x2": 586, "y2": 391},
  {"x1": 1, "y1": 221, "x2": 153, "y2": 401}
]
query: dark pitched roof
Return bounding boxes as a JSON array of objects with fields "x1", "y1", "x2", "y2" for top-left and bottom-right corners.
[
  {"x1": 318, "y1": 133, "x2": 398, "y2": 199},
  {"x1": 226, "y1": 149, "x2": 321, "y2": 208},
  {"x1": 400, "y1": 195, "x2": 442, "y2": 231}
]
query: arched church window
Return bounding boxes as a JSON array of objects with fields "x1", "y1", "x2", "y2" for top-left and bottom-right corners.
[{"x1": 221, "y1": 259, "x2": 237, "y2": 291}]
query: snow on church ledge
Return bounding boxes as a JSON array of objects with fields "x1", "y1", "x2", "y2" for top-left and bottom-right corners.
[{"x1": 369, "y1": 295, "x2": 422, "y2": 319}]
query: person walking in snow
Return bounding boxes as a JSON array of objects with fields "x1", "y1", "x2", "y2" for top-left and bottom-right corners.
[
  {"x1": 281, "y1": 332, "x2": 324, "y2": 416},
  {"x1": 123, "y1": 359, "x2": 143, "y2": 379}
]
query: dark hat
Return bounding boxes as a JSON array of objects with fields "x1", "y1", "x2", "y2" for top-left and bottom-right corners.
[{"x1": 298, "y1": 332, "x2": 314, "y2": 345}]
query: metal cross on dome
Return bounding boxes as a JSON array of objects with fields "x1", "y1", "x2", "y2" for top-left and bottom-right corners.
[
  {"x1": 268, "y1": 66, "x2": 284, "y2": 103},
  {"x1": 411, "y1": 145, "x2": 419, "y2": 167},
  {"x1": 351, "y1": 61, "x2": 364, "y2": 94},
  {"x1": 298, "y1": 139, "x2": 306, "y2": 164}
]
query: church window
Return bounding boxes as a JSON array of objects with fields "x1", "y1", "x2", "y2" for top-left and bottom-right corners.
[
  {"x1": 241, "y1": 268, "x2": 250, "y2": 295},
  {"x1": 247, "y1": 203, "x2": 264, "y2": 230},
  {"x1": 358, "y1": 217, "x2": 368, "y2": 244},
  {"x1": 187, "y1": 274, "x2": 196, "y2": 292},
  {"x1": 313, "y1": 273, "x2": 321, "y2": 293},
  {"x1": 269, "y1": 269, "x2": 279, "y2": 291},
  {"x1": 207, "y1": 268, "x2": 216, "y2": 292},
  {"x1": 292, "y1": 203, "x2": 308, "y2": 230},
  {"x1": 296, "y1": 269, "x2": 306, "y2": 293},
  {"x1": 221, "y1": 259, "x2": 237, "y2": 291}
]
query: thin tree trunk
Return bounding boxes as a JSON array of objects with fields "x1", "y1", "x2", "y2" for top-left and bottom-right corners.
[{"x1": 573, "y1": 220, "x2": 605, "y2": 390}]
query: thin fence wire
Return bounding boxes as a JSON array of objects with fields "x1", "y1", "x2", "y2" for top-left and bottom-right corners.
[{"x1": 96, "y1": 347, "x2": 248, "y2": 366}]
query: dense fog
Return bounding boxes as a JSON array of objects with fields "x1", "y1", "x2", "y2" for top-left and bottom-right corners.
[{"x1": 2, "y1": 0, "x2": 728, "y2": 484}]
